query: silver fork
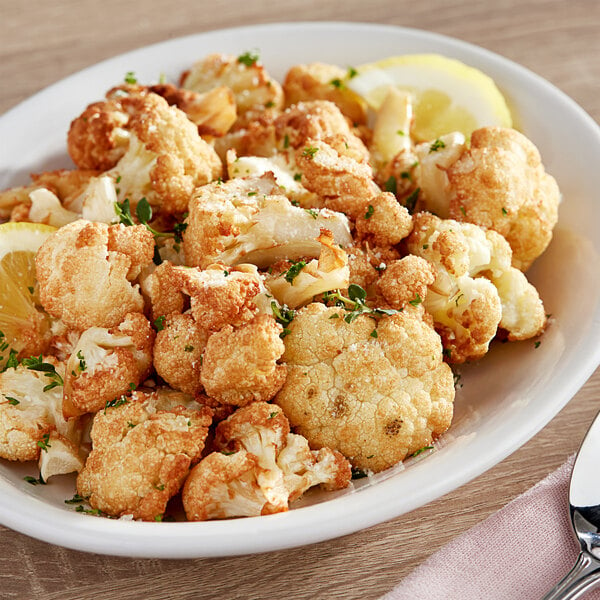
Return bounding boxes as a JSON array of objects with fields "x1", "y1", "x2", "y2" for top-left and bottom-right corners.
[{"x1": 542, "y1": 412, "x2": 600, "y2": 599}]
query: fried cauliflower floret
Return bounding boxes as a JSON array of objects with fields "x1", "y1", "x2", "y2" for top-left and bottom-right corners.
[
  {"x1": 0, "y1": 360, "x2": 83, "y2": 479},
  {"x1": 407, "y1": 212, "x2": 546, "y2": 361},
  {"x1": 354, "y1": 191, "x2": 413, "y2": 247},
  {"x1": 182, "y1": 174, "x2": 352, "y2": 269},
  {"x1": 265, "y1": 229, "x2": 350, "y2": 309},
  {"x1": 139, "y1": 261, "x2": 187, "y2": 322},
  {"x1": 173, "y1": 263, "x2": 264, "y2": 331},
  {"x1": 68, "y1": 97, "x2": 132, "y2": 170},
  {"x1": 76, "y1": 390, "x2": 212, "y2": 520},
  {"x1": 153, "y1": 313, "x2": 209, "y2": 396},
  {"x1": 445, "y1": 127, "x2": 560, "y2": 270},
  {"x1": 275, "y1": 302, "x2": 454, "y2": 472},
  {"x1": 36, "y1": 220, "x2": 155, "y2": 330},
  {"x1": 180, "y1": 53, "x2": 284, "y2": 115},
  {"x1": 183, "y1": 402, "x2": 351, "y2": 520},
  {"x1": 283, "y1": 63, "x2": 367, "y2": 125},
  {"x1": 201, "y1": 314, "x2": 286, "y2": 406},
  {"x1": 377, "y1": 255, "x2": 437, "y2": 310},
  {"x1": 62, "y1": 313, "x2": 155, "y2": 418},
  {"x1": 103, "y1": 93, "x2": 222, "y2": 216},
  {"x1": 296, "y1": 139, "x2": 381, "y2": 221}
]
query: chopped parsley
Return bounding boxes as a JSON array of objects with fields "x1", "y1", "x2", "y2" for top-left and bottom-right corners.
[
  {"x1": 124, "y1": 71, "x2": 138, "y2": 84},
  {"x1": 397, "y1": 129, "x2": 405, "y2": 136},
  {"x1": 322, "y1": 285, "x2": 402, "y2": 324},
  {"x1": 305, "y1": 208, "x2": 319, "y2": 219},
  {"x1": 293, "y1": 173, "x2": 302, "y2": 181},
  {"x1": 104, "y1": 395, "x2": 129, "y2": 414},
  {"x1": 5, "y1": 397, "x2": 19, "y2": 406},
  {"x1": 237, "y1": 50, "x2": 260, "y2": 67},
  {"x1": 21, "y1": 355, "x2": 64, "y2": 392},
  {"x1": 284, "y1": 260, "x2": 307, "y2": 285},
  {"x1": 404, "y1": 187, "x2": 420, "y2": 214},
  {"x1": 184, "y1": 345, "x2": 195, "y2": 352},
  {"x1": 24, "y1": 474, "x2": 45, "y2": 486},
  {"x1": 411, "y1": 445, "x2": 434, "y2": 457},
  {"x1": 459, "y1": 205, "x2": 467, "y2": 216},
  {"x1": 534, "y1": 340, "x2": 541, "y2": 349},
  {"x1": 154, "y1": 315, "x2": 166, "y2": 331},
  {"x1": 384, "y1": 175, "x2": 397, "y2": 193},
  {"x1": 502, "y1": 206, "x2": 508, "y2": 215},
  {"x1": 75, "y1": 505, "x2": 102, "y2": 516},
  {"x1": 37, "y1": 433, "x2": 51, "y2": 452},
  {"x1": 409, "y1": 293, "x2": 422, "y2": 307},
  {"x1": 429, "y1": 138, "x2": 446, "y2": 153},
  {"x1": 365, "y1": 204, "x2": 375, "y2": 219},
  {"x1": 302, "y1": 146, "x2": 319, "y2": 159},
  {"x1": 268, "y1": 411, "x2": 278, "y2": 419},
  {"x1": 370, "y1": 329, "x2": 378, "y2": 338},
  {"x1": 330, "y1": 78, "x2": 343, "y2": 89},
  {"x1": 347, "y1": 66, "x2": 358, "y2": 78},
  {"x1": 65, "y1": 494, "x2": 87, "y2": 505},
  {"x1": 76, "y1": 350, "x2": 86, "y2": 373}
]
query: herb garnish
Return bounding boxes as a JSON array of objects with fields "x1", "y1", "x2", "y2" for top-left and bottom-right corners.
[
  {"x1": 21, "y1": 356, "x2": 63, "y2": 392},
  {"x1": 404, "y1": 187, "x2": 420, "y2": 214},
  {"x1": 283, "y1": 260, "x2": 307, "y2": 285},
  {"x1": 37, "y1": 433, "x2": 51, "y2": 452},
  {"x1": 322, "y1": 285, "x2": 401, "y2": 324},
  {"x1": 365, "y1": 204, "x2": 375, "y2": 219},
  {"x1": 104, "y1": 395, "x2": 129, "y2": 414},
  {"x1": 237, "y1": 50, "x2": 260, "y2": 67},
  {"x1": 124, "y1": 71, "x2": 138, "y2": 84},
  {"x1": 302, "y1": 146, "x2": 319, "y2": 159},
  {"x1": 429, "y1": 138, "x2": 446, "y2": 153}
]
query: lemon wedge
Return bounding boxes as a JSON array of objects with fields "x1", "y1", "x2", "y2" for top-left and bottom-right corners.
[
  {"x1": 347, "y1": 54, "x2": 512, "y2": 142},
  {"x1": 0, "y1": 222, "x2": 56, "y2": 367}
]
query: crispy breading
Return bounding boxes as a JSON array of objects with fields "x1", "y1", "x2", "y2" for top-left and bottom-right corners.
[
  {"x1": 77, "y1": 390, "x2": 212, "y2": 520},
  {"x1": 377, "y1": 255, "x2": 436, "y2": 310},
  {"x1": 140, "y1": 261, "x2": 187, "y2": 322},
  {"x1": 36, "y1": 220, "x2": 155, "y2": 330},
  {"x1": 201, "y1": 315, "x2": 286, "y2": 406},
  {"x1": 296, "y1": 138, "x2": 380, "y2": 220},
  {"x1": 153, "y1": 313, "x2": 209, "y2": 396},
  {"x1": 283, "y1": 63, "x2": 367, "y2": 125},
  {"x1": 354, "y1": 192, "x2": 413, "y2": 247},
  {"x1": 62, "y1": 313, "x2": 155, "y2": 418},
  {"x1": 274, "y1": 302, "x2": 454, "y2": 472},
  {"x1": 180, "y1": 53, "x2": 284, "y2": 115},
  {"x1": 446, "y1": 127, "x2": 560, "y2": 270},
  {"x1": 173, "y1": 264, "x2": 263, "y2": 331}
]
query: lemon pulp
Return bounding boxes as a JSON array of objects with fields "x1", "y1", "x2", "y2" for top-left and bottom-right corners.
[
  {"x1": 347, "y1": 54, "x2": 512, "y2": 142},
  {"x1": 0, "y1": 222, "x2": 56, "y2": 367}
]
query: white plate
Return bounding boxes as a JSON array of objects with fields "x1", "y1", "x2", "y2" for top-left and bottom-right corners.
[{"x1": 1, "y1": 22, "x2": 599, "y2": 558}]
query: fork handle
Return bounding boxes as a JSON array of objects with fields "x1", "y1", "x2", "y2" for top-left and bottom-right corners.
[{"x1": 542, "y1": 551, "x2": 600, "y2": 599}]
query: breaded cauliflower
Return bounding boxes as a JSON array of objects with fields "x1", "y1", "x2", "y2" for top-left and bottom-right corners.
[
  {"x1": 265, "y1": 229, "x2": 350, "y2": 309},
  {"x1": 77, "y1": 390, "x2": 212, "y2": 520},
  {"x1": 182, "y1": 402, "x2": 351, "y2": 520},
  {"x1": 106, "y1": 93, "x2": 222, "y2": 215},
  {"x1": 354, "y1": 191, "x2": 413, "y2": 247},
  {"x1": 275, "y1": 302, "x2": 454, "y2": 472},
  {"x1": 445, "y1": 127, "x2": 560, "y2": 270},
  {"x1": 201, "y1": 314, "x2": 286, "y2": 406},
  {"x1": 62, "y1": 313, "x2": 155, "y2": 418},
  {"x1": 0, "y1": 360, "x2": 83, "y2": 479},
  {"x1": 180, "y1": 53, "x2": 284, "y2": 115},
  {"x1": 282, "y1": 63, "x2": 367, "y2": 125},
  {"x1": 36, "y1": 220, "x2": 155, "y2": 330},
  {"x1": 139, "y1": 261, "x2": 187, "y2": 323},
  {"x1": 153, "y1": 313, "x2": 209, "y2": 396},
  {"x1": 407, "y1": 212, "x2": 546, "y2": 361},
  {"x1": 182, "y1": 174, "x2": 352, "y2": 269}
]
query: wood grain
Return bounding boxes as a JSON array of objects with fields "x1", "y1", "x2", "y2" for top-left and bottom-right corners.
[{"x1": 0, "y1": 0, "x2": 599, "y2": 598}]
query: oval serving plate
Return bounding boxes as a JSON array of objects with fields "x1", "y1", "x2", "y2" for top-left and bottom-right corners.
[{"x1": 0, "y1": 22, "x2": 599, "y2": 558}]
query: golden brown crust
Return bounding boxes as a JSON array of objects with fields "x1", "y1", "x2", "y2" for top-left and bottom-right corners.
[
  {"x1": 377, "y1": 255, "x2": 436, "y2": 310},
  {"x1": 77, "y1": 391, "x2": 212, "y2": 520},
  {"x1": 201, "y1": 315, "x2": 286, "y2": 406}
]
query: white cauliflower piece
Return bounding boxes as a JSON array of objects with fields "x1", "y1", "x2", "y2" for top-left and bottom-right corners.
[
  {"x1": 182, "y1": 402, "x2": 351, "y2": 520},
  {"x1": 265, "y1": 229, "x2": 350, "y2": 309},
  {"x1": 62, "y1": 313, "x2": 155, "y2": 417},
  {"x1": 182, "y1": 174, "x2": 352, "y2": 269},
  {"x1": 406, "y1": 212, "x2": 546, "y2": 361},
  {"x1": 36, "y1": 220, "x2": 155, "y2": 330},
  {"x1": 0, "y1": 360, "x2": 83, "y2": 480}
]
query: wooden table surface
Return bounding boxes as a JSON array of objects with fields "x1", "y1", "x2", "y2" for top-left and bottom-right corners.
[{"x1": 1, "y1": 0, "x2": 599, "y2": 598}]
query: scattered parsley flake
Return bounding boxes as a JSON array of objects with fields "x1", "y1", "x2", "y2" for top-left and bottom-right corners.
[
  {"x1": 284, "y1": 260, "x2": 307, "y2": 285},
  {"x1": 411, "y1": 445, "x2": 434, "y2": 457},
  {"x1": 302, "y1": 146, "x2": 319, "y2": 159},
  {"x1": 280, "y1": 328, "x2": 291, "y2": 339},
  {"x1": 154, "y1": 315, "x2": 166, "y2": 331},
  {"x1": 237, "y1": 50, "x2": 260, "y2": 67},
  {"x1": 330, "y1": 78, "x2": 343, "y2": 88},
  {"x1": 459, "y1": 205, "x2": 466, "y2": 216},
  {"x1": 347, "y1": 66, "x2": 358, "y2": 78},
  {"x1": 305, "y1": 208, "x2": 319, "y2": 219},
  {"x1": 184, "y1": 345, "x2": 194, "y2": 352},
  {"x1": 502, "y1": 206, "x2": 508, "y2": 215},
  {"x1": 370, "y1": 329, "x2": 378, "y2": 338},
  {"x1": 429, "y1": 139, "x2": 446, "y2": 153},
  {"x1": 247, "y1": 191, "x2": 257, "y2": 196},
  {"x1": 37, "y1": 433, "x2": 51, "y2": 452},
  {"x1": 534, "y1": 340, "x2": 541, "y2": 348},
  {"x1": 124, "y1": 71, "x2": 137, "y2": 84},
  {"x1": 24, "y1": 474, "x2": 45, "y2": 485},
  {"x1": 293, "y1": 173, "x2": 302, "y2": 181},
  {"x1": 329, "y1": 313, "x2": 340, "y2": 319},
  {"x1": 422, "y1": 244, "x2": 429, "y2": 250},
  {"x1": 404, "y1": 187, "x2": 420, "y2": 214},
  {"x1": 271, "y1": 301, "x2": 295, "y2": 327},
  {"x1": 104, "y1": 395, "x2": 129, "y2": 414},
  {"x1": 21, "y1": 355, "x2": 64, "y2": 391},
  {"x1": 65, "y1": 494, "x2": 86, "y2": 504},
  {"x1": 77, "y1": 350, "x2": 86, "y2": 373},
  {"x1": 365, "y1": 204, "x2": 375, "y2": 219},
  {"x1": 409, "y1": 293, "x2": 422, "y2": 307},
  {"x1": 5, "y1": 397, "x2": 19, "y2": 405},
  {"x1": 27, "y1": 286, "x2": 34, "y2": 295},
  {"x1": 397, "y1": 129, "x2": 405, "y2": 136},
  {"x1": 384, "y1": 175, "x2": 397, "y2": 193},
  {"x1": 268, "y1": 411, "x2": 278, "y2": 419}
]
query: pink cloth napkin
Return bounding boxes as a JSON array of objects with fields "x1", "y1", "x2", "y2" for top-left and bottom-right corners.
[{"x1": 383, "y1": 455, "x2": 600, "y2": 599}]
